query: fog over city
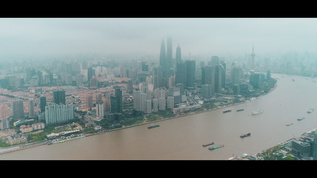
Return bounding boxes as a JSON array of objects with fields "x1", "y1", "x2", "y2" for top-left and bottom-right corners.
[{"x1": 1, "y1": 18, "x2": 317, "y2": 60}]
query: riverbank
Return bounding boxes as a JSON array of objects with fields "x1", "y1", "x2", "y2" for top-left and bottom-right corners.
[{"x1": 0, "y1": 78, "x2": 279, "y2": 157}]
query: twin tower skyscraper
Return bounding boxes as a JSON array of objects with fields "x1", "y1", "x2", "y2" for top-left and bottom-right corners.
[{"x1": 159, "y1": 36, "x2": 182, "y2": 80}]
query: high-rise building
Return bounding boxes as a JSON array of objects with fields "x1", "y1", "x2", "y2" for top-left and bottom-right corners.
[
  {"x1": 214, "y1": 64, "x2": 224, "y2": 93},
  {"x1": 28, "y1": 98, "x2": 34, "y2": 118},
  {"x1": 201, "y1": 84, "x2": 212, "y2": 99},
  {"x1": 251, "y1": 45, "x2": 255, "y2": 70},
  {"x1": 159, "y1": 39, "x2": 167, "y2": 78},
  {"x1": 231, "y1": 66, "x2": 242, "y2": 85},
  {"x1": 86, "y1": 94, "x2": 93, "y2": 111},
  {"x1": 96, "y1": 101, "x2": 104, "y2": 118},
  {"x1": 40, "y1": 96, "x2": 47, "y2": 113},
  {"x1": 0, "y1": 103, "x2": 10, "y2": 130},
  {"x1": 13, "y1": 99, "x2": 24, "y2": 121},
  {"x1": 146, "y1": 100, "x2": 152, "y2": 114},
  {"x1": 166, "y1": 36, "x2": 173, "y2": 72},
  {"x1": 202, "y1": 65, "x2": 215, "y2": 94},
  {"x1": 53, "y1": 89, "x2": 66, "y2": 105},
  {"x1": 133, "y1": 90, "x2": 141, "y2": 111},
  {"x1": 45, "y1": 104, "x2": 74, "y2": 125},
  {"x1": 158, "y1": 98, "x2": 166, "y2": 111},
  {"x1": 176, "y1": 44, "x2": 182, "y2": 63},
  {"x1": 140, "y1": 92, "x2": 147, "y2": 113},
  {"x1": 167, "y1": 96, "x2": 174, "y2": 109},
  {"x1": 152, "y1": 98, "x2": 158, "y2": 112},
  {"x1": 185, "y1": 60, "x2": 196, "y2": 89},
  {"x1": 175, "y1": 61, "x2": 186, "y2": 86},
  {"x1": 88, "y1": 67, "x2": 95, "y2": 82},
  {"x1": 249, "y1": 72, "x2": 260, "y2": 89},
  {"x1": 110, "y1": 86, "x2": 123, "y2": 113}
]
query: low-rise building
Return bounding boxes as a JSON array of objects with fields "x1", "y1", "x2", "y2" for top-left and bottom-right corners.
[{"x1": 20, "y1": 125, "x2": 33, "y2": 133}]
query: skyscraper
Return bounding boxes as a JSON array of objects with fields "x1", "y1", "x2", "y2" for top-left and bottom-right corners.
[
  {"x1": 28, "y1": 98, "x2": 34, "y2": 118},
  {"x1": 40, "y1": 96, "x2": 46, "y2": 113},
  {"x1": 185, "y1": 60, "x2": 196, "y2": 89},
  {"x1": 175, "y1": 61, "x2": 186, "y2": 86},
  {"x1": 53, "y1": 89, "x2": 66, "y2": 105},
  {"x1": 96, "y1": 101, "x2": 104, "y2": 118},
  {"x1": 13, "y1": 99, "x2": 24, "y2": 121},
  {"x1": 251, "y1": 45, "x2": 255, "y2": 70},
  {"x1": 176, "y1": 44, "x2": 182, "y2": 63},
  {"x1": 159, "y1": 39, "x2": 167, "y2": 78},
  {"x1": 88, "y1": 67, "x2": 95, "y2": 82},
  {"x1": 110, "y1": 86, "x2": 123, "y2": 113},
  {"x1": 166, "y1": 36, "x2": 173, "y2": 72}
]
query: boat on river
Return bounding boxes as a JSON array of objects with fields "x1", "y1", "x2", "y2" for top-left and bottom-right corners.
[
  {"x1": 240, "y1": 133, "x2": 251, "y2": 138},
  {"x1": 297, "y1": 117, "x2": 305, "y2": 121},
  {"x1": 307, "y1": 108, "x2": 315, "y2": 114},
  {"x1": 208, "y1": 144, "x2": 224, "y2": 151},
  {"x1": 223, "y1": 110, "x2": 231, "y2": 113},
  {"x1": 286, "y1": 123, "x2": 293, "y2": 126},
  {"x1": 252, "y1": 109, "x2": 263, "y2": 115},
  {"x1": 236, "y1": 109, "x2": 244, "y2": 112},
  {"x1": 202, "y1": 142, "x2": 214, "y2": 147},
  {"x1": 148, "y1": 125, "x2": 160, "y2": 129}
]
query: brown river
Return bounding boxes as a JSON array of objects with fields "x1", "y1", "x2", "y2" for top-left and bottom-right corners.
[{"x1": 2, "y1": 73, "x2": 317, "y2": 160}]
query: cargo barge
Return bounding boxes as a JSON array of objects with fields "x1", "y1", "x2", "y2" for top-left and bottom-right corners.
[
  {"x1": 148, "y1": 125, "x2": 160, "y2": 129},
  {"x1": 208, "y1": 144, "x2": 224, "y2": 151},
  {"x1": 202, "y1": 142, "x2": 214, "y2": 147},
  {"x1": 223, "y1": 110, "x2": 231, "y2": 113}
]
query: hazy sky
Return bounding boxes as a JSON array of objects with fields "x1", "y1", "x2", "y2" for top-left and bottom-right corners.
[{"x1": 0, "y1": 18, "x2": 317, "y2": 59}]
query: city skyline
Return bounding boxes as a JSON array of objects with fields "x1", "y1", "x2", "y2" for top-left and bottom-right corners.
[{"x1": 1, "y1": 18, "x2": 317, "y2": 60}]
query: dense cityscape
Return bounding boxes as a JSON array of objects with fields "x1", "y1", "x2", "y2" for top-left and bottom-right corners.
[{"x1": 1, "y1": 34, "x2": 317, "y2": 160}]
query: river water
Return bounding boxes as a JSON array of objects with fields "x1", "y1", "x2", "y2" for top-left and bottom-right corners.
[{"x1": 2, "y1": 74, "x2": 317, "y2": 160}]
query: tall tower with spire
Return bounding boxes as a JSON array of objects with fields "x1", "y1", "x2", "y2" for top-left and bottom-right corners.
[
  {"x1": 159, "y1": 39, "x2": 167, "y2": 78},
  {"x1": 251, "y1": 44, "x2": 255, "y2": 71}
]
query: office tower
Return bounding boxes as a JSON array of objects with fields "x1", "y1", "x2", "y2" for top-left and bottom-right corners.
[
  {"x1": 231, "y1": 66, "x2": 242, "y2": 85},
  {"x1": 40, "y1": 96, "x2": 47, "y2": 113},
  {"x1": 28, "y1": 98, "x2": 34, "y2": 118},
  {"x1": 152, "y1": 99, "x2": 158, "y2": 112},
  {"x1": 166, "y1": 36, "x2": 173, "y2": 72},
  {"x1": 13, "y1": 99, "x2": 24, "y2": 121},
  {"x1": 88, "y1": 67, "x2": 95, "y2": 82},
  {"x1": 110, "y1": 86, "x2": 123, "y2": 113},
  {"x1": 202, "y1": 65, "x2": 215, "y2": 94},
  {"x1": 249, "y1": 72, "x2": 260, "y2": 89},
  {"x1": 267, "y1": 70, "x2": 271, "y2": 80},
  {"x1": 220, "y1": 60, "x2": 226, "y2": 89},
  {"x1": 214, "y1": 64, "x2": 224, "y2": 93},
  {"x1": 176, "y1": 44, "x2": 182, "y2": 63},
  {"x1": 146, "y1": 100, "x2": 152, "y2": 114},
  {"x1": 153, "y1": 66, "x2": 164, "y2": 89},
  {"x1": 53, "y1": 89, "x2": 66, "y2": 105},
  {"x1": 45, "y1": 104, "x2": 74, "y2": 125},
  {"x1": 127, "y1": 79, "x2": 133, "y2": 94},
  {"x1": 86, "y1": 94, "x2": 93, "y2": 110},
  {"x1": 167, "y1": 96, "x2": 174, "y2": 109},
  {"x1": 251, "y1": 45, "x2": 255, "y2": 70},
  {"x1": 201, "y1": 84, "x2": 212, "y2": 99},
  {"x1": 96, "y1": 101, "x2": 104, "y2": 118},
  {"x1": 133, "y1": 90, "x2": 141, "y2": 111},
  {"x1": 185, "y1": 60, "x2": 196, "y2": 89},
  {"x1": 159, "y1": 39, "x2": 167, "y2": 78},
  {"x1": 175, "y1": 61, "x2": 186, "y2": 86}
]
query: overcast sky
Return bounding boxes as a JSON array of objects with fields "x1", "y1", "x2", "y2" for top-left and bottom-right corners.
[{"x1": 0, "y1": 18, "x2": 316, "y2": 59}]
